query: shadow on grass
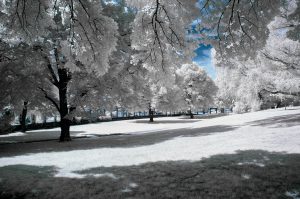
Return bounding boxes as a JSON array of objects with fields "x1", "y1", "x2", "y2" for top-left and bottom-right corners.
[
  {"x1": 193, "y1": 114, "x2": 228, "y2": 120},
  {"x1": 0, "y1": 125, "x2": 238, "y2": 157},
  {"x1": 0, "y1": 131, "x2": 85, "y2": 144},
  {"x1": 133, "y1": 119, "x2": 201, "y2": 124},
  {"x1": 142, "y1": 125, "x2": 237, "y2": 139},
  {"x1": 1, "y1": 150, "x2": 300, "y2": 199},
  {"x1": 247, "y1": 113, "x2": 300, "y2": 128},
  {"x1": 133, "y1": 114, "x2": 228, "y2": 124}
]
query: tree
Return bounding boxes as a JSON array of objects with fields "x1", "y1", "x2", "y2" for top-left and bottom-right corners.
[
  {"x1": 154, "y1": 85, "x2": 185, "y2": 116},
  {"x1": 198, "y1": 0, "x2": 282, "y2": 58},
  {"x1": 0, "y1": 0, "x2": 118, "y2": 141},
  {"x1": 213, "y1": 1, "x2": 300, "y2": 112},
  {"x1": 0, "y1": 41, "x2": 55, "y2": 132},
  {"x1": 214, "y1": 56, "x2": 262, "y2": 112},
  {"x1": 99, "y1": 1, "x2": 155, "y2": 121},
  {"x1": 124, "y1": 0, "x2": 203, "y2": 121},
  {"x1": 126, "y1": 0, "x2": 198, "y2": 73},
  {"x1": 176, "y1": 63, "x2": 217, "y2": 118}
]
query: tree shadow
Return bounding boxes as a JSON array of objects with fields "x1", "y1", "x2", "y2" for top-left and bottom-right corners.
[
  {"x1": 76, "y1": 150, "x2": 300, "y2": 198},
  {"x1": 247, "y1": 113, "x2": 300, "y2": 128},
  {"x1": 0, "y1": 125, "x2": 238, "y2": 157},
  {"x1": 133, "y1": 119, "x2": 201, "y2": 124},
  {"x1": 193, "y1": 114, "x2": 228, "y2": 120},
  {"x1": 88, "y1": 125, "x2": 237, "y2": 140},
  {"x1": 151, "y1": 125, "x2": 237, "y2": 138},
  {"x1": 80, "y1": 124, "x2": 238, "y2": 147},
  {"x1": 2, "y1": 150, "x2": 299, "y2": 199},
  {"x1": 0, "y1": 131, "x2": 85, "y2": 144},
  {"x1": 134, "y1": 114, "x2": 228, "y2": 124}
]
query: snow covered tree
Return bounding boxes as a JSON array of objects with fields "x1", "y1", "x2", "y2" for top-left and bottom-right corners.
[
  {"x1": 0, "y1": 0, "x2": 118, "y2": 141},
  {"x1": 214, "y1": 55, "x2": 263, "y2": 113},
  {"x1": 125, "y1": 0, "x2": 198, "y2": 78},
  {"x1": 214, "y1": 1, "x2": 300, "y2": 112},
  {"x1": 154, "y1": 85, "x2": 185, "y2": 115},
  {"x1": 257, "y1": 2, "x2": 300, "y2": 105},
  {"x1": 98, "y1": 1, "x2": 155, "y2": 120},
  {"x1": 0, "y1": 41, "x2": 56, "y2": 132},
  {"x1": 176, "y1": 63, "x2": 217, "y2": 118},
  {"x1": 123, "y1": 0, "x2": 204, "y2": 122},
  {"x1": 198, "y1": 0, "x2": 282, "y2": 58}
]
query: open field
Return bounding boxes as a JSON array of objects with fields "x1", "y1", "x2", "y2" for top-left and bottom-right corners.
[{"x1": 0, "y1": 107, "x2": 300, "y2": 198}]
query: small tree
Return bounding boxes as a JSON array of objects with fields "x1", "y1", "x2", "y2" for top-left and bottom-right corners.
[{"x1": 176, "y1": 63, "x2": 217, "y2": 118}]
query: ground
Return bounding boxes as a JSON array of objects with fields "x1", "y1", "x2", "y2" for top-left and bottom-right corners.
[{"x1": 0, "y1": 108, "x2": 300, "y2": 198}]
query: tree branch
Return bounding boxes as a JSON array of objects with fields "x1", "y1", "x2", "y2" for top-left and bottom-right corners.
[{"x1": 38, "y1": 87, "x2": 60, "y2": 112}]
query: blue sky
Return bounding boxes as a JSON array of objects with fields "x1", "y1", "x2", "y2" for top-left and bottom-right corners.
[
  {"x1": 193, "y1": 44, "x2": 216, "y2": 79},
  {"x1": 189, "y1": 17, "x2": 216, "y2": 79}
]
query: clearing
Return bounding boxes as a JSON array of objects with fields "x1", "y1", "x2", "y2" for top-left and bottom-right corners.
[{"x1": 0, "y1": 107, "x2": 300, "y2": 198}]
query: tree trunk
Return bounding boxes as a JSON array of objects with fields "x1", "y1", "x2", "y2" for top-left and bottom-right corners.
[
  {"x1": 60, "y1": 118, "x2": 70, "y2": 141},
  {"x1": 276, "y1": 101, "x2": 281, "y2": 108},
  {"x1": 189, "y1": 109, "x2": 194, "y2": 119},
  {"x1": 41, "y1": 48, "x2": 72, "y2": 142},
  {"x1": 149, "y1": 108, "x2": 154, "y2": 122},
  {"x1": 20, "y1": 101, "x2": 28, "y2": 132},
  {"x1": 58, "y1": 68, "x2": 71, "y2": 142}
]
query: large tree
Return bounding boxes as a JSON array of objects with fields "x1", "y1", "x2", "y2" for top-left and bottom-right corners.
[
  {"x1": 213, "y1": 0, "x2": 300, "y2": 112},
  {"x1": 124, "y1": 0, "x2": 201, "y2": 121},
  {"x1": 0, "y1": 0, "x2": 118, "y2": 141},
  {"x1": 0, "y1": 41, "x2": 56, "y2": 132}
]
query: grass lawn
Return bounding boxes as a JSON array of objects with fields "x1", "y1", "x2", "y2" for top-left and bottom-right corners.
[
  {"x1": 1, "y1": 150, "x2": 300, "y2": 199},
  {"x1": 1, "y1": 108, "x2": 300, "y2": 198}
]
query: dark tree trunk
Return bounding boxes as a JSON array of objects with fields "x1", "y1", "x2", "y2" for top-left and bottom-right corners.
[
  {"x1": 258, "y1": 91, "x2": 263, "y2": 101},
  {"x1": 190, "y1": 113, "x2": 194, "y2": 119},
  {"x1": 276, "y1": 101, "x2": 282, "y2": 108},
  {"x1": 58, "y1": 68, "x2": 71, "y2": 142},
  {"x1": 60, "y1": 118, "x2": 70, "y2": 141},
  {"x1": 189, "y1": 109, "x2": 194, "y2": 119},
  {"x1": 37, "y1": 46, "x2": 73, "y2": 142},
  {"x1": 20, "y1": 101, "x2": 28, "y2": 132},
  {"x1": 149, "y1": 108, "x2": 154, "y2": 122}
]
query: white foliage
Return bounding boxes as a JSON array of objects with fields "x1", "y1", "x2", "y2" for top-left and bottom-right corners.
[
  {"x1": 215, "y1": 1, "x2": 300, "y2": 112},
  {"x1": 127, "y1": 0, "x2": 198, "y2": 79},
  {"x1": 176, "y1": 63, "x2": 217, "y2": 110}
]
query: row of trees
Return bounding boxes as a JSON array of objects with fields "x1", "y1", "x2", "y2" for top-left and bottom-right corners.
[{"x1": 0, "y1": 0, "x2": 216, "y2": 140}]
